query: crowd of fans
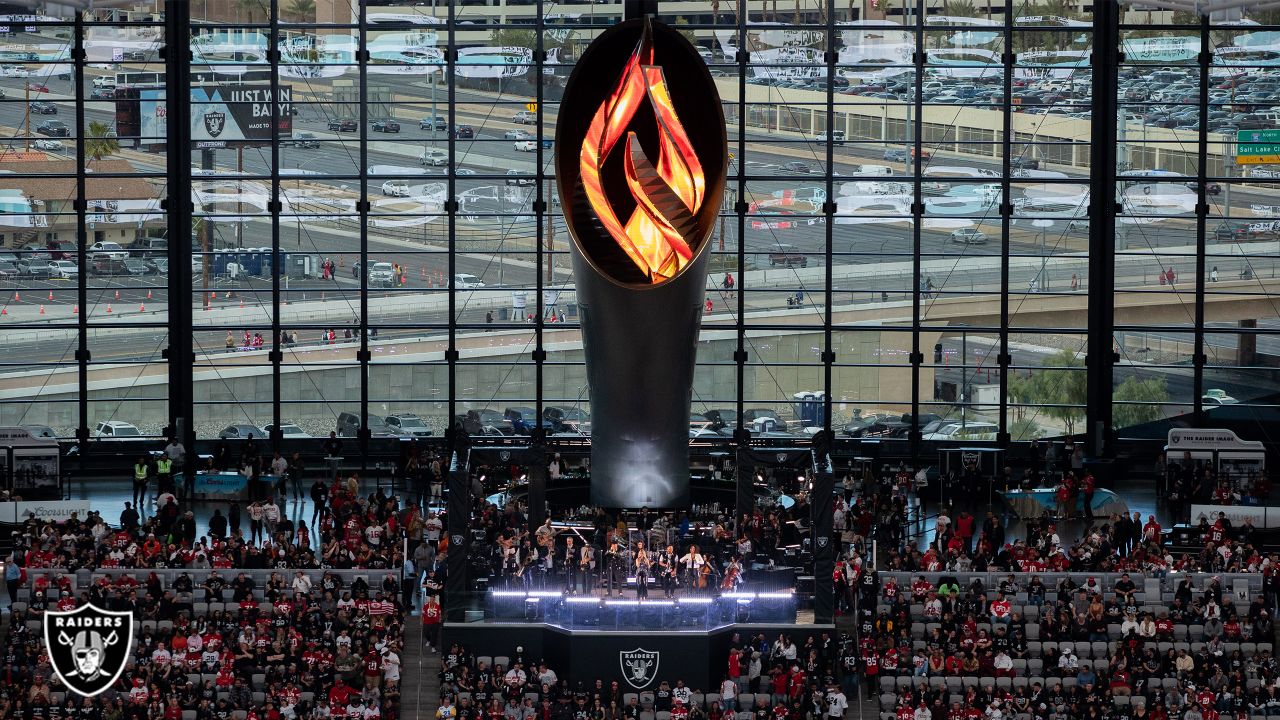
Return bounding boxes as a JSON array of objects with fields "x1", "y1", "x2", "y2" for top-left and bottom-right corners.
[{"x1": 432, "y1": 633, "x2": 851, "y2": 720}]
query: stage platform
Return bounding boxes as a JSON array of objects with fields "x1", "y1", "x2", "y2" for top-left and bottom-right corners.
[
  {"x1": 442, "y1": 619, "x2": 833, "y2": 691},
  {"x1": 485, "y1": 589, "x2": 798, "y2": 629}
]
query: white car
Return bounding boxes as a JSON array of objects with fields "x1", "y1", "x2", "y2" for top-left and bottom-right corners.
[
  {"x1": 419, "y1": 149, "x2": 448, "y2": 166},
  {"x1": 34, "y1": 139, "x2": 63, "y2": 151},
  {"x1": 513, "y1": 140, "x2": 537, "y2": 152},
  {"x1": 367, "y1": 262, "x2": 396, "y2": 285},
  {"x1": 48, "y1": 260, "x2": 78, "y2": 278},
  {"x1": 921, "y1": 421, "x2": 999, "y2": 441},
  {"x1": 89, "y1": 241, "x2": 127, "y2": 260},
  {"x1": 262, "y1": 423, "x2": 311, "y2": 438},
  {"x1": 504, "y1": 129, "x2": 532, "y2": 140},
  {"x1": 3, "y1": 65, "x2": 32, "y2": 78},
  {"x1": 454, "y1": 273, "x2": 485, "y2": 289},
  {"x1": 380, "y1": 180, "x2": 409, "y2": 196},
  {"x1": 512, "y1": 110, "x2": 537, "y2": 124},
  {"x1": 93, "y1": 420, "x2": 141, "y2": 438}
]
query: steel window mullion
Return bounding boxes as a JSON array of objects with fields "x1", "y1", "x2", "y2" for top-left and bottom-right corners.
[
  {"x1": 269, "y1": 0, "x2": 282, "y2": 449},
  {"x1": 910, "y1": 0, "x2": 925, "y2": 458},
  {"x1": 447, "y1": 1, "x2": 458, "y2": 440},
  {"x1": 359, "y1": 0, "x2": 370, "y2": 468},
  {"x1": 822, "y1": 0, "x2": 835, "y2": 435},
  {"x1": 535, "y1": 0, "x2": 546, "y2": 442},
  {"x1": 734, "y1": 0, "x2": 747, "y2": 438},
  {"x1": 1193, "y1": 16, "x2": 1210, "y2": 423},
  {"x1": 999, "y1": 2, "x2": 1014, "y2": 446},
  {"x1": 75, "y1": 10, "x2": 89, "y2": 452}
]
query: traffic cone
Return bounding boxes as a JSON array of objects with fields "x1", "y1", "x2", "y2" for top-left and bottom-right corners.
[
  {"x1": 146, "y1": 289, "x2": 152, "y2": 300},
  {"x1": 39, "y1": 304, "x2": 44, "y2": 314},
  {"x1": 47, "y1": 290, "x2": 53, "y2": 301},
  {"x1": 1, "y1": 307, "x2": 6, "y2": 316},
  {"x1": 106, "y1": 304, "x2": 113, "y2": 313},
  {"x1": 114, "y1": 289, "x2": 120, "y2": 300},
  {"x1": 71, "y1": 304, "x2": 77, "y2": 314},
  {"x1": 420, "y1": 267, "x2": 426, "y2": 279},
  {"x1": 239, "y1": 297, "x2": 245, "y2": 309},
  {"x1": 12, "y1": 291, "x2": 19, "y2": 302},
  {"x1": 138, "y1": 303, "x2": 145, "y2": 312}
]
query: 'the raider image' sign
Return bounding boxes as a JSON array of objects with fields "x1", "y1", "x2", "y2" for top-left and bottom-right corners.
[{"x1": 44, "y1": 603, "x2": 134, "y2": 697}]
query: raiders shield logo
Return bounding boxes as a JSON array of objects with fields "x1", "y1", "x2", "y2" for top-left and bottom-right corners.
[
  {"x1": 45, "y1": 603, "x2": 133, "y2": 697},
  {"x1": 619, "y1": 648, "x2": 659, "y2": 689},
  {"x1": 451, "y1": 534, "x2": 464, "y2": 546},
  {"x1": 499, "y1": 450, "x2": 511, "y2": 462},
  {"x1": 776, "y1": 453, "x2": 787, "y2": 463},
  {"x1": 817, "y1": 536, "x2": 829, "y2": 549},
  {"x1": 204, "y1": 111, "x2": 226, "y2": 137}
]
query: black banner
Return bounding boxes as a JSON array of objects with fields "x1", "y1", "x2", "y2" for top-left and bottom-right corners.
[
  {"x1": 735, "y1": 444, "x2": 755, "y2": 526},
  {"x1": 444, "y1": 450, "x2": 471, "y2": 622},
  {"x1": 811, "y1": 468, "x2": 835, "y2": 624}
]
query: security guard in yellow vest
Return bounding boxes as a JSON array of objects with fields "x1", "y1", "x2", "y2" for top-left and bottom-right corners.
[
  {"x1": 132, "y1": 456, "x2": 150, "y2": 506},
  {"x1": 155, "y1": 455, "x2": 173, "y2": 495}
]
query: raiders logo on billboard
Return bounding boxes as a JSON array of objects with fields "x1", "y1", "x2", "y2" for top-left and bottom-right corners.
[
  {"x1": 204, "y1": 111, "x2": 226, "y2": 138},
  {"x1": 45, "y1": 603, "x2": 134, "y2": 697},
  {"x1": 620, "y1": 648, "x2": 659, "y2": 689}
]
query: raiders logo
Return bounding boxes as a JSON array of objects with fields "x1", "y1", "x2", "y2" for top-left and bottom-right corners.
[
  {"x1": 204, "y1": 110, "x2": 226, "y2": 137},
  {"x1": 776, "y1": 453, "x2": 787, "y2": 463},
  {"x1": 45, "y1": 603, "x2": 134, "y2": 697},
  {"x1": 619, "y1": 648, "x2": 659, "y2": 689},
  {"x1": 817, "y1": 536, "x2": 829, "y2": 549},
  {"x1": 451, "y1": 534, "x2": 464, "y2": 546},
  {"x1": 500, "y1": 450, "x2": 511, "y2": 462}
]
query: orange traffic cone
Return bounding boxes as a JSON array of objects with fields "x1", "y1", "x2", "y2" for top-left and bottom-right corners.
[
  {"x1": 114, "y1": 289, "x2": 120, "y2": 300},
  {"x1": 106, "y1": 304, "x2": 113, "y2": 313},
  {"x1": 12, "y1": 291, "x2": 19, "y2": 302},
  {"x1": 239, "y1": 298, "x2": 245, "y2": 309},
  {"x1": 39, "y1": 304, "x2": 45, "y2": 314},
  {"x1": 1, "y1": 307, "x2": 6, "y2": 316},
  {"x1": 211, "y1": 291, "x2": 218, "y2": 300},
  {"x1": 138, "y1": 303, "x2": 145, "y2": 312},
  {"x1": 71, "y1": 304, "x2": 78, "y2": 314},
  {"x1": 47, "y1": 290, "x2": 53, "y2": 301},
  {"x1": 146, "y1": 289, "x2": 152, "y2": 300}
]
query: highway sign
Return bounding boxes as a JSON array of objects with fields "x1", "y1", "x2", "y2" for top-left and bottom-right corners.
[
  {"x1": 1237, "y1": 129, "x2": 1280, "y2": 165},
  {"x1": 525, "y1": 102, "x2": 537, "y2": 112}
]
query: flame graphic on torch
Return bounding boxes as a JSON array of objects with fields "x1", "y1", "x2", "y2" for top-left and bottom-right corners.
[{"x1": 579, "y1": 19, "x2": 706, "y2": 283}]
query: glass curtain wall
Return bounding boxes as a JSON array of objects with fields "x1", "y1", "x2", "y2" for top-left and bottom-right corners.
[{"x1": 3, "y1": 1, "x2": 1278, "y2": 450}]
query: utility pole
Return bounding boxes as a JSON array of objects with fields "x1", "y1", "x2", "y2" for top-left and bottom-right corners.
[{"x1": 545, "y1": 181, "x2": 555, "y2": 283}]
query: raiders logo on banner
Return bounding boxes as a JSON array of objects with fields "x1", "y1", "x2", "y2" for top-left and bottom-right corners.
[
  {"x1": 451, "y1": 534, "x2": 464, "y2": 546},
  {"x1": 203, "y1": 111, "x2": 225, "y2": 138},
  {"x1": 817, "y1": 536, "x2": 829, "y2": 548},
  {"x1": 620, "y1": 648, "x2": 660, "y2": 689},
  {"x1": 45, "y1": 604, "x2": 134, "y2": 697},
  {"x1": 500, "y1": 451, "x2": 511, "y2": 462}
]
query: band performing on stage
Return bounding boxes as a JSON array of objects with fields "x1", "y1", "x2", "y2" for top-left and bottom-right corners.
[{"x1": 491, "y1": 515, "x2": 755, "y2": 598}]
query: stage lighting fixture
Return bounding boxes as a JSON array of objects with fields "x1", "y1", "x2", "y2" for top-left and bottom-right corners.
[
  {"x1": 676, "y1": 597, "x2": 713, "y2": 605},
  {"x1": 566, "y1": 596, "x2": 601, "y2": 604},
  {"x1": 491, "y1": 591, "x2": 527, "y2": 597},
  {"x1": 527, "y1": 591, "x2": 564, "y2": 598},
  {"x1": 605, "y1": 600, "x2": 640, "y2": 607}
]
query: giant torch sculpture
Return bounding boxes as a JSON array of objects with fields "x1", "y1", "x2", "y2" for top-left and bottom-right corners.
[{"x1": 556, "y1": 18, "x2": 727, "y2": 508}]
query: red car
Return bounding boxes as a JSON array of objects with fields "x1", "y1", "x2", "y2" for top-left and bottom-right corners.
[{"x1": 26, "y1": 82, "x2": 48, "y2": 93}]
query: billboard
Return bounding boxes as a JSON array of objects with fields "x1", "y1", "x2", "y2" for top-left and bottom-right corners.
[
  {"x1": 190, "y1": 85, "x2": 293, "y2": 149},
  {"x1": 140, "y1": 87, "x2": 166, "y2": 142}
]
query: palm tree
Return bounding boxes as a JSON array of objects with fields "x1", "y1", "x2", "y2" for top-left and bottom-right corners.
[
  {"x1": 85, "y1": 120, "x2": 119, "y2": 161},
  {"x1": 286, "y1": 0, "x2": 315, "y2": 23}
]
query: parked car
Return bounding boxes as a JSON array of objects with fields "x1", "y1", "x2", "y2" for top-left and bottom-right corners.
[
  {"x1": 921, "y1": 421, "x2": 999, "y2": 441},
  {"x1": 420, "y1": 149, "x2": 448, "y2": 166},
  {"x1": 741, "y1": 408, "x2": 789, "y2": 432},
  {"x1": 121, "y1": 258, "x2": 152, "y2": 275},
  {"x1": 768, "y1": 243, "x2": 807, "y2": 267},
  {"x1": 336, "y1": 411, "x2": 395, "y2": 437},
  {"x1": 36, "y1": 120, "x2": 69, "y2": 136},
  {"x1": 366, "y1": 262, "x2": 396, "y2": 286},
  {"x1": 89, "y1": 241, "x2": 128, "y2": 260},
  {"x1": 783, "y1": 161, "x2": 812, "y2": 173},
  {"x1": 262, "y1": 423, "x2": 311, "y2": 438},
  {"x1": 1203, "y1": 388, "x2": 1239, "y2": 405},
  {"x1": 513, "y1": 110, "x2": 537, "y2": 124},
  {"x1": 950, "y1": 228, "x2": 988, "y2": 245},
  {"x1": 815, "y1": 130, "x2": 846, "y2": 144},
  {"x1": 145, "y1": 258, "x2": 168, "y2": 274},
  {"x1": 218, "y1": 424, "x2": 265, "y2": 440},
  {"x1": 47, "y1": 260, "x2": 78, "y2": 279},
  {"x1": 128, "y1": 238, "x2": 167, "y2": 257},
  {"x1": 19, "y1": 259, "x2": 55, "y2": 277},
  {"x1": 372, "y1": 118, "x2": 401, "y2": 133},
  {"x1": 93, "y1": 420, "x2": 141, "y2": 438},
  {"x1": 385, "y1": 413, "x2": 433, "y2": 437},
  {"x1": 45, "y1": 240, "x2": 76, "y2": 259},
  {"x1": 327, "y1": 118, "x2": 358, "y2": 132},
  {"x1": 26, "y1": 82, "x2": 48, "y2": 93},
  {"x1": 33, "y1": 139, "x2": 63, "y2": 151},
  {"x1": 0, "y1": 261, "x2": 18, "y2": 277},
  {"x1": 29, "y1": 101, "x2": 56, "y2": 115},
  {"x1": 1010, "y1": 156, "x2": 1041, "y2": 169}
]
